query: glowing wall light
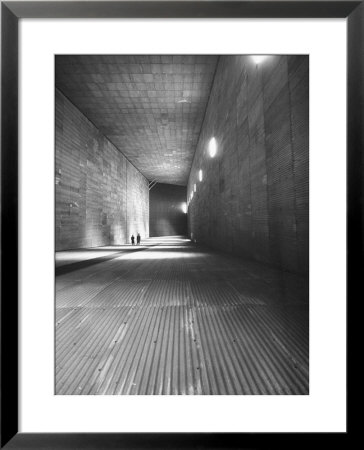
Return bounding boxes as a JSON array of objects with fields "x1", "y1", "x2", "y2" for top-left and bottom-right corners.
[
  {"x1": 194, "y1": 183, "x2": 196, "y2": 192},
  {"x1": 191, "y1": 191, "x2": 194, "y2": 200},
  {"x1": 181, "y1": 203, "x2": 187, "y2": 214},
  {"x1": 208, "y1": 137, "x2": 217, "y2": 157},
  {"x1": 199, "y1": 169, "x2": 203, "y2": 182},
  {"x1": 251, "y1": 55, "x2": 267, "y2": 65}
]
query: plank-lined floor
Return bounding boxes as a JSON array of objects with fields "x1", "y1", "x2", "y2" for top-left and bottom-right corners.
[{"x1": 55, "y1": 236, "x2": 309, "y2": 395}]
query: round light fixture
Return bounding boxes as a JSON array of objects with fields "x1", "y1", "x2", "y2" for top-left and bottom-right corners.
[
  {"x1": 251, "y1": 55, "x2": 267, "y2": 65},
  {"x1": 208, "y1": 137, "x2": 217, "y2": 158}
]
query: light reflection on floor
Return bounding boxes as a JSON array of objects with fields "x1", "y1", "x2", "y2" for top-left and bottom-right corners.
[
  {"x1": 55, "y1": 236, "x2": 195, "y2": 266},
  {"x1": 119, "y1": 250, "x2": 204, "y2": 260}
]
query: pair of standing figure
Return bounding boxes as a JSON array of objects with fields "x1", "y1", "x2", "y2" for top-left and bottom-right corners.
[{"x1": 131, "y1": 233, "x2": 141, "y2": 245}]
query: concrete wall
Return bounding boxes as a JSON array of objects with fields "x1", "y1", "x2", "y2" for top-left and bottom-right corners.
[
  {"x1": 55, "y1": 89, "x2": 149, "y2": 250},
  {"x1": 149, "y1": 183, "x2": 187, "y2": 237},
  {"x1": 187, "y1": 55, "x2": 309, "y2": 274}
]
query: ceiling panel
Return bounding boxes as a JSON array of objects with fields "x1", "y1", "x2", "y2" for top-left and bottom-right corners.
[{"x1": 56, "y1": 55, "x2": 218, "y2": 185}]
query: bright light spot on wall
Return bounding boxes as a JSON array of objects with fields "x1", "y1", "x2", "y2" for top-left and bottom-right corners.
[
  {"x1": 177, "y1": 98, "x2": 191, "y2": 104},
  {"x1": 194, "y1": 183, "x2": 196, "y2": 192},
  {"x1": 182, "y1": 203, "x2": 187, "y2": 214},
  {"x1": 191, "y1": 191, "x2": 194, "y2": 200},
  {"x1": 251, "y1": 55, "x2": 267, "y2": 64},
  {"x1": 208, "y1": 137, "x2": 217, "y2": 158},
  {"x1": 199, "y1": 169, "x2": 203, "y2": 182}
]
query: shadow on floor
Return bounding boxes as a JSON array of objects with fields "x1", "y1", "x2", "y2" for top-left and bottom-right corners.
[{"x1": 56, "y1": 246, "x2": 155, "y2": 276}]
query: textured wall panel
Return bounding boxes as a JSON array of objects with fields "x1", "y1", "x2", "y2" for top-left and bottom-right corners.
[
  {"x1": 126, "y1": 163, "x2": 150, "y2": 242},
  {"x1": 187, "y1": 56, "x2": 309, "y2": 275},
  {"x1": 149, "y1": 184, "x2": 187, "y2": 237},
  {"x1": 56, "y1": 89, "x2": 149, "y2": 251},
  {"x1": 288, "y1": 56, "x2": 309, "y2": 274}
]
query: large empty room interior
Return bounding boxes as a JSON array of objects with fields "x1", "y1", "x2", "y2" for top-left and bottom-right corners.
[{"x1": 55, "y1": 55, "x2": 309, "y2": 395}]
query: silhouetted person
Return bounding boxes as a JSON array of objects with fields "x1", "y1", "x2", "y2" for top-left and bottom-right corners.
[
  {"x1": 137, "y1": 233, "x2": 141, "y2": 245},
  {"x1": 131, "y1": 234, "x2": 135, "y2": 245}
]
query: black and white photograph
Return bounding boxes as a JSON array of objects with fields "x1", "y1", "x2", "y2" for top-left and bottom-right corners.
[{"x1": 55, "y1": 54, "x2": 309, "y2": 395}]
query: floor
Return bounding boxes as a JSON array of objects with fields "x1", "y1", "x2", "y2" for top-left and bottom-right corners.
[{"x1": 55, "y1": 236, "x2": 309, "y2": 395}]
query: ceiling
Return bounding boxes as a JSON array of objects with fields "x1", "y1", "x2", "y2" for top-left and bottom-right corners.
[{"x1": 56, "y1": 55, "x2": 218, "y2": 186}]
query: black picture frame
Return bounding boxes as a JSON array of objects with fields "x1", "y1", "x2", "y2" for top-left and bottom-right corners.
[{"x1": 1, "y1": 1, "x2": 358, "y2": 448}]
